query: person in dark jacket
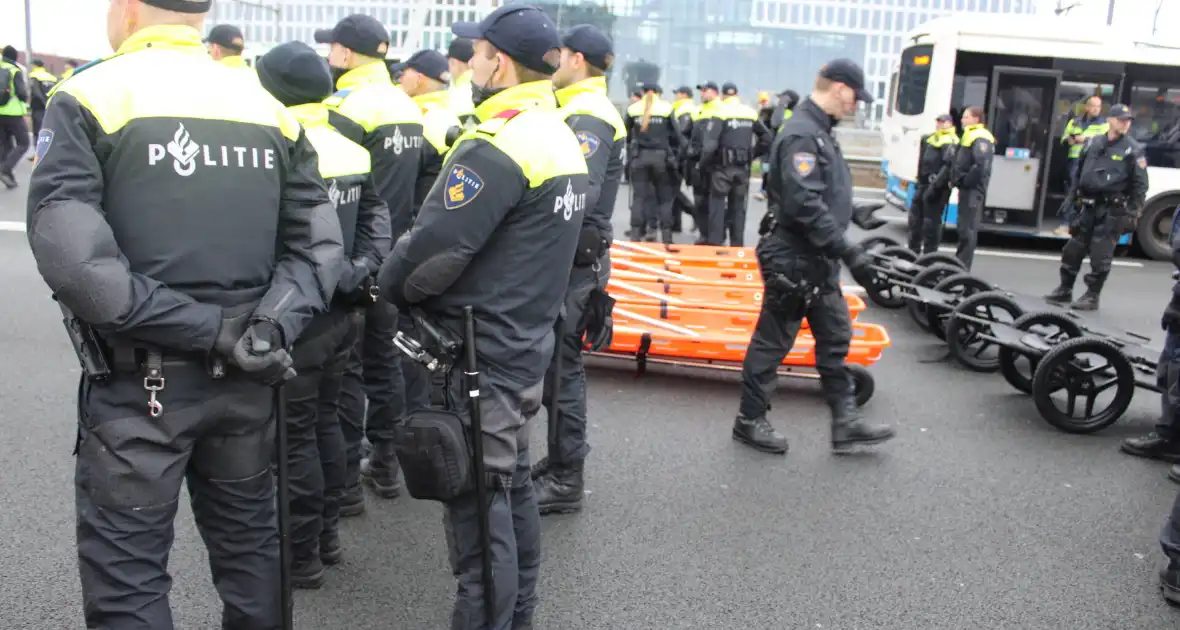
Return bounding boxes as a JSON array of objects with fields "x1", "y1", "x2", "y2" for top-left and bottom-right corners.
[
  {"x1": 698, "y1": 82, "x2": 774, "y2": 246},
  {"x1": 1154, "y1": 209, "x2": 1180, "y2": 605},
  {"x1": 27, "y1": 59, "x2": 58, "y2": 144},
  {"x1": 950, "y1": 106, "x2": 995, "y2": 269},
  {"x1": 0, "y1": 45, "x2": 29, "y2": 188},
  {"x1": 624, "y1": 83, "x2": 680, "y2": 242},
  {"x1": 908, "y1": 113, "x2": 958, "y2": 254}
]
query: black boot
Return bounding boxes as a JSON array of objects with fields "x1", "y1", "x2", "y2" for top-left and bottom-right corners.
[
  {"x1": 1044, "y1": 270, "x2": 1076, "y2": 305},
  {"x1": 1071, "y1": 273, "x2": 1104, "y2": 311},
  {"x1": 1120, "y1": 433, "x2": 1180, "y2": 463},
  {"x1": 661, "y1": 228, "x2": 674, "y2": 244},
  {"x1": 1162, "y1": 563, "x2": 1180, "y2": 606},
  {"x1": 339, "y1": 484, "x2": 365, "y2": 517},
  {"x1": 292, "y1": 548, "x2": 326, "y2": 590},
  {"x1": 361, "y1": 441, "x2": 402, "y2": 499},
  {"x1": 732, "y1": 415, "x2": 788, "y2": 454},
  {"x1": 320, "y1": 529, "x2": 342, "y2": 566},
  {"x1": 535, "y1": 460, "x2": 585, "y2": 515},
  {"x1": 530, "y1": 456, "x2": 550, "y2": 480},
  {"x1": 831, "y1": 398, "x2": 895, "y2": 452}
]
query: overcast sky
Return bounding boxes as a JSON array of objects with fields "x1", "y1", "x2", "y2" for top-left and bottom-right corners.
[{"x1": 1, "y1": 0, "x2": 1175, "y2": 61}]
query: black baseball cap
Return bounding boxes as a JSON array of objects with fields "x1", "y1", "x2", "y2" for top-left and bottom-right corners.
[
  {"x1": 204, "y1": 24, "x2": 244, "y2": 51},
  {"x1": 1108, "y1": 103, "x2": 1134, "y2": 120},
  {"x1": 696, "y1": 81, "x2": 719, "y2": 92},
  {"x1": 447, "y1": 37, "x2": 474, "y2": 62},
  {"x1": 256, "y1": 41, "x2": 334, "y2": 107},
  {"x1": 674, "y1": 85, "x2": 693, "y2": 96},
  {"x1": 641, "y1": 82, "x2": 661, "y2": 93},
  {"x1": 722, "y1": 82, "x2": 738, "y2": 96},
  {"x1": 315, "y1": 14, "x2": 391, "y2": 58},
  {"x1": 561, "y1": 24, "x2": 614, "y2": 71},
  {"x1": 394, "y1": 49, "x2": 450, "y2": 83},
  {"x1": 141, "y1": 0, "x2": 210, "y2": 13},
  {"x1": 819, "y1": 58, "x2": 872, "y2": 103},
  {"x1": 936, "y1": 113, "x2": 953, "y2": 123},
  {"x1": 452, "y1": 4, "x2": 561, "y2": 75}
]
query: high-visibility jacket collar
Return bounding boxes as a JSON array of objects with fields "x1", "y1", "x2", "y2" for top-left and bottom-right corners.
[
  {"x1": 722, "y1": 96, "x2": 742, "y2": 105},
  {"x1": 555, "y1": 76, "x2": 606, "y2": 107},
  {"x1": 288, "y1": 102, "x2": 331, "y2": 129},
  {"x1": 116, "y1": 25, "x2": 206, "y2": 57},
  {"x1": 473, "y1": 80, "x2": 557, "y2": 122},
  {"x1": 413, "y1": 89, "x2": 450, "y2": 109},
  {"x1": 29, "y1": 67, "x2": 57, "y2": 82},
  {"x1": 336, "y1": 61, "x2": 392, "y2": 92},
  {"x1": 220, "y1": 55, "x2": 249, "y2": 70},
  {"x1": 453, "y1": 68, "x2": 473, "y2": 87},
  {"x1": 926, "y1": 127, "x2": 959, "y2": 146}
]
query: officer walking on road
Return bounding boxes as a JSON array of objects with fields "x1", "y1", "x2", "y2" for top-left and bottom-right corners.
[
  {"x1": 27, "y1": 60, "x2": 58, "y2": 145},
  {"x1": 256, "y1": 40, "x2": 392, "y2": 589},
  {"x1": 625, "y1": 83, "x2": 679, "y2": 242},
  {"x1": 699, "y1": 82, "x2": 774, "y2": 246},
  {"x1": 687, "y1": 81, "x2": 722, "y2": 242},
  {"x1": 533, "y1": 23, "x2": 626, "y2": 515},
  {"x1": 0, "y1": 46, "x2": 29, "y2": 189},
  {"x1": 1154, "y1": 210, "x2": 1180, "y2": 603},
  {"x1": 204, "y1": 24, "x2": 250, "y2": 71},
  {"x1": 950, "y1": 106, "x2": 994, "y2": 269},
  {"x1": 1044, "y1": 103, "x2": 1148, "y2": 311},
  {"x1": 733, "y1": 59, "x2": 893, "y2": 455},
  {"x1": 316, "y1": 13, "x2": 425, "y2": 512},
  {"x1": 27, "y1": 1, "x2": 343, "y2": 626},
  {"x1": 377, "y1": 5, "x2": 587, "y2": 626},
  {"x1": 908, "y1": 113, "x2": 959, "y2": 254}
]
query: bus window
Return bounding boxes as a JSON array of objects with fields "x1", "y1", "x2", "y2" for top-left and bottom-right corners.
[
  {"x1": 896, "y1": 45, "x2": 934, "y2": 116},
  {"x1": 887, "y1": 69, "x2": 898, "y2": 117},
  {"x1": 949, "y1": 73, "x2": 988, "y2": 131},
  {"x1": 1128, "y1": 83, "x2": 1180, "y2": 168}
]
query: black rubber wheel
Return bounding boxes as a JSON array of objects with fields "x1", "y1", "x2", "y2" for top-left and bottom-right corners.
[
  {"x1": 864, "y1": 245, "x2": 918, "y2": 309},
  {"x1": 859, "y1": 235, "x2": 903, "y2": 253},
  {"x1": 1135, "y1": 197, "x2": 1178, "y2": 262},
  {"x1": 1031, "y1": 336, "x2": 1136, "y2": 434},
  {"x1": 914, "y1": 251, "x2": 966, "y2": 270},
  {"x1": 849, "y1": 364, "x2": 875, "y2": 407},
  {"x1": 926, "y1": 273, "x2": 995, "y2": 340},
  {"x1": 945, "y1": 291, "x2": 1025, "y2": 372},
  {"x1": 906, "y1": 263, "x2": 963, "y2": 331},
  {"x1": 999, "y1": 311, "x2": 1084, "y2": 394}
]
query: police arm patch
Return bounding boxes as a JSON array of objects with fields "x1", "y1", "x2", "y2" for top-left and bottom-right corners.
[
  {"x1": 792, "y1": 152, "x2": 817, "y2": 177},
  {"x1": 576, "y1": 131, "x2": 601, "y2": 158},
  {"x1": 1138, "y1": 156, "x2": 1148, "y2": 169},
  {"x1": 33, "y1": 129, "x2": 54, "y2": 166},
  {"x1": 443, "y1": 163, "x2": 484, "y2": 210}
]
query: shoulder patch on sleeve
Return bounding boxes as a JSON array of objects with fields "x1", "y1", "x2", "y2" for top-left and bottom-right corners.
[
  {"x1": 1138, "y1": 156, "x2": 1148, "y2": 169},
  {"x1": 576, "y1": 131, "x2": 600, "y2": 158},
  {"x1": 443, "y1": 163, "x2": 484, "y2": 210},
  {"x1": 33, "y1": 129, "x2": 54, "y2": 166},
  {"x1": 792, "y1": 152, "x2": 817, "y2": 177}
]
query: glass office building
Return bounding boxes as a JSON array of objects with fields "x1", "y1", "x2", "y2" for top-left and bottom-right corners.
[{"x1": 210, "y1": 0, "x2": 1040, "y2": 127}]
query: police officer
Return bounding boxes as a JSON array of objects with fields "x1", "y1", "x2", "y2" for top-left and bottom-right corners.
[
  {"x1": 699, "y1": 82, "x2": 773, "y2": 247},
  {"x1": 28, "y1": 1, "x2": 344, "y2": 625},
  {"x1": 672, "y1": 85, "x2": 698, "y2": 135},
  {"x1": 734, "y1": 59, "x2": 892, "y2": 455},
  {"x1": 909, "y1": 113, "x2": 959, "y2": 254},
  {"x1": 771, "y1": 88, "x2": 799, "y2": 133},
  {"x1": 27, "y1": 59, "x2": 57, "y2": 144},
  {"x1": 256, "y1": 40, "x2": 392, "y2": 589},
  {"x1": 670, "y1": 85, "x2": 699, "y2": 232},
  {"x1": 316, "y1": 13, "x2": 425, "y2": 511},
  {"x1": 1062, "y1": 96, "x2": 1108, "y2": 188},
  {"x1": 204, "y1": 24, "x2": 250, "y2": 71},
  {"x1": 533, "y1": 23, "x2": 626, "y2": 514},
  {"x1": 377, "y1": 5, "x2": 586, "y2": 626},
  {"x1": 446, "y1": 37, "x2": 477, "y2": 126},
  {"x1": 687, "y1": 80, "x2": 722, "y2": 243},
  {"x1": 396, "y1": 49, "x2": 463, "y2": 209},
  {"x1": 0, "y1": 46, "x2": 28, "y2": 189},
  {"x1": 1044, "y1": 103, "x2": 1148, "y2": 311},
  {"x1": 625, "y1": 83, "x2": 679, "y2": 243},
  {"x1": 950, "y1": 106, "x2": 994, "y2": 269}
]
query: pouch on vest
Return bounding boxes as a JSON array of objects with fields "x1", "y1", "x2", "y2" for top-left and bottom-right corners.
[
  {"x1": 392, "y1": 406, "x2": 473, "y2": 502},
  {"x1": 0, "y1": 66, "x2": 12, "y2": 106},
  {"x1": 574, "y1": 224, "x2": 606, "y2": 266}
]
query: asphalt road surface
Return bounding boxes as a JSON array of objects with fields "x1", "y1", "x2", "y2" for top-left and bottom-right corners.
[{"x1": 3, "y1": 162, "x2": 1180, "y2": 629}]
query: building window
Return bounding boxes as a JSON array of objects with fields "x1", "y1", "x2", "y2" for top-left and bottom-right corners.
[{"x1": 837, "y1": 6, "x2": 847, "y2": 25}]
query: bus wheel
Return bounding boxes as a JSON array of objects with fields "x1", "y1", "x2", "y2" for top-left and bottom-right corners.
[{"x1": 1135, "y1": 198, "x2": 1179, "y2": 262}]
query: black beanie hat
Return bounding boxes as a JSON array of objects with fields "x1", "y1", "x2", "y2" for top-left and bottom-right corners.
[
  {"x1": 1, "y1": 46, "x2": 17, "y2": 62},
  {"x1": 256, "y1": 42, "x2": 335, "y2": 108}
]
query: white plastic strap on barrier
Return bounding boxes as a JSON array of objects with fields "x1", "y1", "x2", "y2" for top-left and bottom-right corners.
[
  {"x1": 613, "y1": 306, "x2": 701, "y2": 338},
  {"x1": 607, "y1": 279, "x2": 687, "y2": 305}
]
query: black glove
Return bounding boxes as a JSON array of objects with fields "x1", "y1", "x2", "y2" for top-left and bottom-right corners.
[
  {"x1": 758, "y1": 212, "x2": 775, "y2": 236},
  {"x1": 580, "y1": 288, "x2": 616, "y2": 352},
  {"x1": 852, "y1": 203, "x2": 888, "y2": 230},
  {"x1": 232, "y1": 320, "x2": 296, "y2": 385},
  {"x1": 213, "y1": 303, "x2": 255, "y2": 358},
  {"x1": 842, "y1": 246, "x2": 878, "y2": 290},
  {"x1": 1162, "y1": 303, "x2": 1180, "y2": 332}
]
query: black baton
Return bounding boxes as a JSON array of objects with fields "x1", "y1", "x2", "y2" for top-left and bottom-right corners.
[
  {"x1": 274, "y1": 386, "x2": 294, "y2": 630},
  {"x1": 462, "y1": 306, "x2": 496, "y2": 625},
  {"x1": 547, "y1": 314, "x2": 566, "y2": 465}
]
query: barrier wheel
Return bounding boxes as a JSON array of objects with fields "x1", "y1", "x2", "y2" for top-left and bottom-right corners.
[
  {"x1": 849, "y1": 364, "x2": 875, "y2": 407},
  {"x1": 1031, "y1": 337, "x2": 1135, "y2": 434},
  {"x1": 926, "y1": 273, "x2": 994, "y2": 340},
  {"x1": 906, "y1": 263, "x2": 963, "y2": 332},
  {"x1": 859, "y1": 236, "x2": 902, "y2": 253},
  {"x1": 945, "y1": 291, "x2": 1025, "y2": 373},
  {"x1": 914, "y1": 251, "x2": 965, "y2": 270},
  {"x1": 864, "y1": 245, "x2": 917, "y2": 309},
  {"x1": 999, "y1": 311, "x2": 1084, "y2": 394}
]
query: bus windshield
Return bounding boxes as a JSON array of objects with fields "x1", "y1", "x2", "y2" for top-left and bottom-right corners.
[{"x1": 896, "y1": 45, "x2": 934, "y2": 116}]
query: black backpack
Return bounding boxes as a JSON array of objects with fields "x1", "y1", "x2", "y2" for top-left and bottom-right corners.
[{"x1": 0, "y1": 64, "x2": 12, "y2": 106}]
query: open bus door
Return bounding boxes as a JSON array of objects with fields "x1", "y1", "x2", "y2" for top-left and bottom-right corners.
[{"x1": 983, "y1": 67, "x2": 1063, "y2": 233}]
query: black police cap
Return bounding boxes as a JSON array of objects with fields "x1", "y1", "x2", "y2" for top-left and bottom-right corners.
[
  {"x1": 561, "y1": 24, "x2": 614, "y2": 71},
  {"x1": 140, "y1": 0, "x2": 210, "y2": 13},
  {"x1": 394, "y1": 49, "x2": 450, "y2": 83},
  {"x1": 819, "y1": 58, "x2": 873, "y2": 103},
  {"x1": 936, "y1": 113, "x2": 953, "y2": 123},
  {"x1": 452, "y1": 4, "x2": 561, "y2": 75},
  {"x1": 1108, "y1": 103, "x2": 1134, "y2": 120},
  {"x1": 204, "y1": 24, "x2": 245, "y2": 51},
  {"x1": 722, "y1": 81, "x2": 738, "y2": 95},
  {"x1": 256, "y1": 41, "x2": 335, "y2": 108},
  {"x1": 674, "y1": 85, "x2": 693, "y2": 95},
  {"x1": 315, "y1": 14, "x2": 391, "y2": 59},
  {"x1": 696, "y1": 81, "x2": 719, "y2": 92},
  {"x1": 447, "y1": 37, "x2": 474, "y2": 62},
  {"x1": 641, "y1": 82, "x2": 661, "y2": 93}
]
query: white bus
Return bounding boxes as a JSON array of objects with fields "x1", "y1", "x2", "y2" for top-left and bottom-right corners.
[{"x1": 880, "y1": 15, "x2": 1180, "y2": 260}]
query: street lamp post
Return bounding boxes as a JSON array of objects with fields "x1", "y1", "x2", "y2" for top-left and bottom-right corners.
[
  {"x1": 1106, "y1": 0, "x2": 1115, "y2": 26},
  {"x1": 23, "y1": 0, "x2": 34, "y2": 68}
]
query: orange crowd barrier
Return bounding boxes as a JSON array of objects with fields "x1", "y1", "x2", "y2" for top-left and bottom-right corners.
[{"x1": 606, "y1": 277, "x2": 866, "y2": 320}]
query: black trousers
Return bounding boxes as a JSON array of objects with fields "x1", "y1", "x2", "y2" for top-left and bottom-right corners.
[
  {"x1": 31, "y1": 108, "x2": 45, "y2": 138},
  {"x1": 955, "y1": 187, "x2": 985, "y2": 269},
  {"x1": 1160, "y1": 332, "x2": 1180, "y2": 565},
  {"x1": 707, "y1": 163, "x2": 751, "y2": 246},
  {"x1": 0, "y1": 115, "x2": 29, "y2": 175},
  {"x1": 692, "y1": 166, "x2": 711, "y2": 241},
  {"x1": 76, "y1": 362, "x2": 280, "y2": 629},
  {"x1": 338, "y1": 299, "x2": 405, "y2": 489},
  {"x1": 908, "y1": 185, "x2": 950, "y2": 254},
  {"x1": 1061, "y1": 205, "x2": 1119, "y2": 293},
  {"x1": 286, "y1": 310, "x2": 353, "y2": 558},
  {"x1": 630, "y1": 149, "x2": 676, "y2": 234}
]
